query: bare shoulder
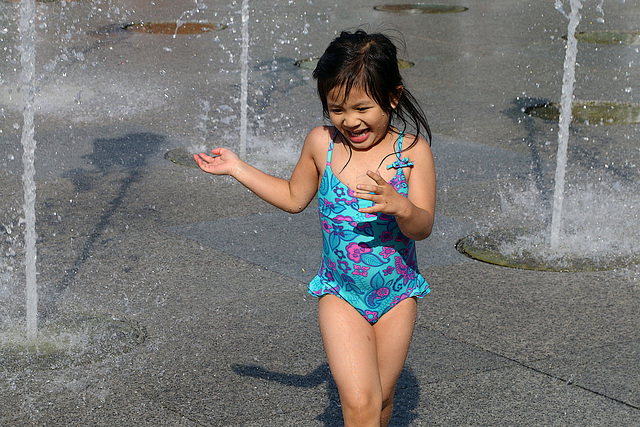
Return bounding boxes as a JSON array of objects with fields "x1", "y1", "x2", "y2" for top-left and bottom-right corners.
[
  {"x1": 404, "y1": 134, "x2": 434, "y2": 162},
  {"x1": 302, "y1": 126, "x2": 334, "y2": 162},
  {"x1": 401, "y1": 133, "x2": 434, "y2": 185},
  {"x1": 305, "y1": 126, "x2": 334, "y2": 147}
]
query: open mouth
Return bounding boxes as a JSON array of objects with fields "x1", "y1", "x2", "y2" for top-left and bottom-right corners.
[{"x1": 347, "y1": 129, "x2": 370, "y2": 143}]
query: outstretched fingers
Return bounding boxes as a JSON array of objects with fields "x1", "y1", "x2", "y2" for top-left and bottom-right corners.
[
  {"x1": 193, "y1": 148, "x2": 235, "y2": 175},
  {"x1": 194, "y1": 152, "x2": 216, "y2": 171}
]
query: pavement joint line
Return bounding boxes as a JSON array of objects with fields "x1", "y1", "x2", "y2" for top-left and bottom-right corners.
[
  {"x1": 430, "y1": 328, "x2": 640, "y2": 411},
  {"x1": 162, "y1": 404, "x2": 206, "y2": 426},
  {"x1": 510, "y1": 359, "x2": 640, "y2": 411}
]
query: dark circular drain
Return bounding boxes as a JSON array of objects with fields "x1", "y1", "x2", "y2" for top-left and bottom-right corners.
[
  {"x1": 7, "y1": 0, "x2": 76, "y2": 2},
  {"x1": 456, "y1": 229, "x2": 640, "y2": 272},
  {"x1": 89, "y1": 24, "x2": 131, "y2": 39},
  {"x1": 575, "y1": 30, "x2": 640, "y2": 45},
  {"x1": 0, "y1": 313, "x2": 145, "y2": 371},
  {"x1": 296, "y1": 57, "x2": 414, "y2": 70},
  {"x1": 165, "y1": 146, "x2": 208, "y2": 168},
  {"x1": 525, "y1": 101, "x2": 640, "y2": 125},
  {"x1": 124, "y1": 22, "x2": 227, "y2": 35},
  {"x1": 374, "y1": 4, "x2": 468, "y2": 13}
]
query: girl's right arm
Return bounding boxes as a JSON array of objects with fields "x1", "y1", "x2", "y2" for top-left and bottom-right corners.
[{"x1": 194, "y1": 126, "x2": 328, "y2": 213}]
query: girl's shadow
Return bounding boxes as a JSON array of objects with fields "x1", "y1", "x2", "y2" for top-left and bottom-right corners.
[{"x1": 232, "y1": 363, "x2": 420, "y2": 426}]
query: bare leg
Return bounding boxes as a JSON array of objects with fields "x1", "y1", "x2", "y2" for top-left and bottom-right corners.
[
  {"x1": 318, "y1": 295, "x2": 382, "y2": 426},
  {"x1": 318, "y1": 296, "x2": 418, "y2": 426},
  {"x1": 373, "y1": 297, "x2": 417, "y2": 427}
]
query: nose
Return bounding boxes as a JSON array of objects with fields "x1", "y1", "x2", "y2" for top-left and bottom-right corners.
[{"x1": 343, "y1": 112, "x2": 361, "y2": 128}]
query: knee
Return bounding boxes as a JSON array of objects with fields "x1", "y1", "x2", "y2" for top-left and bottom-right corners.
[
  {"x1": 382, "y1": 394, "x2": 394, "y2": 412},
  {"x1": 380, "y1": 394, "x2": 395, "y2": 425},
  {"x1": 340, "y1": 388, "x2": 382, "y2": 425}
]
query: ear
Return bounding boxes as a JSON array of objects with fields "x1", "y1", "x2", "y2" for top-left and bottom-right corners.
[{"x1": 390, "y1": 85, "x2": 403, "y2": 109}]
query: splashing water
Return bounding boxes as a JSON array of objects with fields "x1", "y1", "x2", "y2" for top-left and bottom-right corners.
[
  {"x1": 19, "y1": 0, "x2": 38, "y2": 341},
  {"x1": 496, "y1": 178, "x2": 640, "y2": 270},
  {"x1": 595, "y1": 0, "x2": 605, "y2": 23},
  {"x1": 174, "y1": 0, "x2": 207, "y2": 38}
]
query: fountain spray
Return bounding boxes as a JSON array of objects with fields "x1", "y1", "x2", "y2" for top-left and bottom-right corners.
[
  {"x1": 18, "y1": 0, "x2": 38, "y2": 341},
  {"x1": 550, "y1": 0, "x2": 582, "y2": 249},
  {"x1": 239, "y1": 0, "x2": 249, "y2": 158}
]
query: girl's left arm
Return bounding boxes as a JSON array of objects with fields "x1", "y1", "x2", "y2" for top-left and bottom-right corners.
[
  {"x1": 356, "y1": 137, "x2": 436, "y2": 241},
  {"x1": 398, "y1": 139, "x2": 436, "y2": 240}
]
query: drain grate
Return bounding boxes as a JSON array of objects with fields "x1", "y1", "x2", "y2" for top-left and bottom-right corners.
[
  {"x1": 165, "y1": 147, "x2": 209, "y2": 168},
  {"x1": 0, "y1": 314, "x2": 145, "y2": 371},
  {"x1": 124, "y1": 22, "x2": 227, "y2": 35},
  {"x1": 575, "y1": 30, "x2": 640, "y2": 45},
  {"x1": 457, "y1": 230, "x2": 640, "y2": 272},
  {"x1": 7, "y1": 0, "x2": 76, "y2": 2},
  {"x1": 525, "y1": 101, "x2": 640, "y2": 125},
  {"x1": 374, "y1": 4, "x2": 468, "y2": 13}
]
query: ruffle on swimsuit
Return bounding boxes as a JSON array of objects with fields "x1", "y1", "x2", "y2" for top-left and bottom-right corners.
[{"x1": 308, "y1": 131, "x2": 430, "y2": 324}]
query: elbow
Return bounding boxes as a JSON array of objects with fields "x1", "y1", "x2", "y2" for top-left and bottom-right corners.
[
  {"x1": 398, "y1": 205, "x2": 434, "y2": 241},
  {"x1": 401, "y1": 224, "x2": 432, "y2": 242},
  {"x1": 413, "y1": 225, "x2": 433, "y2": 241},
  {"x1": 284, "y1": 204, "x2": 307, "y2": 214},
  {"x1": 412, "y1": 215, "x2": 434, "y2": 241}
]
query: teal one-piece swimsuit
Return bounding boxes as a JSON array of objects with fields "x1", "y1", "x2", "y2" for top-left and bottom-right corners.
[{"x1": 308, "y1": 131, "x2": 430, "y2": 324}]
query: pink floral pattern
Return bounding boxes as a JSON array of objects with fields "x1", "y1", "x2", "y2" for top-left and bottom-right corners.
[{"x1": 308, "y1": 132, "x2": 430, "y2": 323}]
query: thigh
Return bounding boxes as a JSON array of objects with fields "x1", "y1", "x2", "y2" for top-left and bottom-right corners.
[
  {"x1": 318, "y1": 295, "x2": 382, "y2": 398},
  {"x1": 373, "y1": 297, "x2": 418, "y2": 398}
]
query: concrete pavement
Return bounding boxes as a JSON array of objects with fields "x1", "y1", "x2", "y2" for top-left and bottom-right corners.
[{"x1": 1, "y1": 0, "x2": 639, "y2": 425}]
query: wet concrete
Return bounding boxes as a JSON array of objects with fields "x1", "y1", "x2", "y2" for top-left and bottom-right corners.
[{"x1": 1, "y1": 0, "x2": 639, "y2": 425}]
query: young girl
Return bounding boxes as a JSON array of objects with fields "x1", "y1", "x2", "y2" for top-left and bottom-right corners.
[{"x1": 195, "y1": 30, "x2": 435, "y2": 427}]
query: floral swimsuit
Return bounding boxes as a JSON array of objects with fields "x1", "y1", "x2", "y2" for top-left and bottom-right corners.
[{"x1": 308, "y1": 131, "x2": 430, "y2": 324}]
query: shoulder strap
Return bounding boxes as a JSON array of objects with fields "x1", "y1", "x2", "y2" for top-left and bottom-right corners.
[
  {"x1": 327, "y1": 129, "x2": 338, "y2": 164},
  {"x1": 396, "y1": 133, "x2": 404, "y2": 160}
]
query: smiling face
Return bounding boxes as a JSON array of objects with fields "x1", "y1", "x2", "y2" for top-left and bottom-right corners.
[{"x1": 327, "y1": 85, "x2": 397, "y2": 150}]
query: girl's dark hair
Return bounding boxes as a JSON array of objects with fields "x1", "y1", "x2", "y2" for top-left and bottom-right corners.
[{"x1": 313, "y1": 30, "x2": 431, "y2": 153}]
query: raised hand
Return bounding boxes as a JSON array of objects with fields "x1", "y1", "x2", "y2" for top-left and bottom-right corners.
[
  {"x1": 354, "y1": 170, "x2": 411, "y2": 217},
  {"x1": 193, "y1": 148, "x2": 240, "y2": 176}
]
